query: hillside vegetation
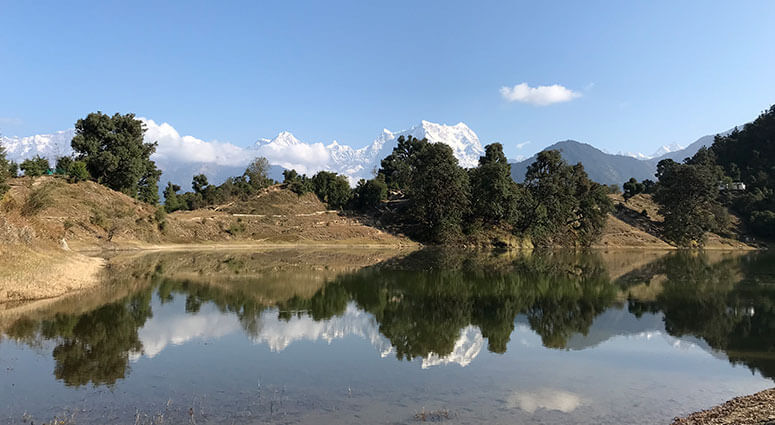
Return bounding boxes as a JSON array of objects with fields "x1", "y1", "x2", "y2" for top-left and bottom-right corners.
[{"x1": 0, "y1": 177, "x2": 411, "y2": 251}]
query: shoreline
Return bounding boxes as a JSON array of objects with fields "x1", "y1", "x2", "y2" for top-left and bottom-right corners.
[
  {"x1": 0, "y1": 240, "x2": 763, "y2": 307},
  {"x1": 671, "y1": 388, "x2": 775, "y2": 425}
]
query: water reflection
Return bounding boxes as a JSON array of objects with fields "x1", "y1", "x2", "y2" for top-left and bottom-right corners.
[{"x1": 1, "y1": 248, "x2": 774, "y2": 389}]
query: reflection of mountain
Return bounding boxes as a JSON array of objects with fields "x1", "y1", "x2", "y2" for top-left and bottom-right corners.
[{"x1": 3, "y1": 248, "x2": 774, "y2": 387}]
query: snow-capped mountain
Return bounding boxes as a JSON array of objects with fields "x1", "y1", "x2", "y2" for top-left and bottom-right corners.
[
  {"x1": 618, "y1": 143, "x2": 685, "y2": 160},
  {"x1": 0, "y1": 119, "x2": 485, "y2": 188},
  {"x1": 1, "y1": 129, "x2": 76, "y2": 163},
  {"x1": 251, "y1": 120, "x2": 485, "y2": 184},
  {"x1": 650, "y1": 143, "x2": 685, "y2": 158}
]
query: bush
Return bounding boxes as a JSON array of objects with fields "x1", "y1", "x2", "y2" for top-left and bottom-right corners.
[
  {"x1": 20, "y1": 155, "x2": 50, "y2": 177},
  {"x1": 351, "y1": 178, "x2": 387, "y2": 211},
  {"x1": 55, "y1": 156, "x2": 74, "y2": 175},
  {"x1": 90, "y1": 210, "x2": 108, "y2": 229},
  {"x1": 21, "y1": 185, "x2": 54, "y2": 216},
  {"x1": 750, "y1": 210, "x2": 775, "y2": 238},
  {"x1": 310, "y1": 171, "x2": 352, "y2": 209},
  {"x1": 68, "y1": 161, "x2": 90, "y2": 183},
  {"x1": 227, "y1": 222, "x2": 245, "y2": 235},
  {"x1": 154, "y1": 206, "x2": 167, "y2": 231}
]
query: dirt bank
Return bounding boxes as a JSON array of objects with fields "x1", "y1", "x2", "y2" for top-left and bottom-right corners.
[
  {"x1": 0, "y1": 245, "x2": 104, "y2": 303},
  {"x1": 671, "y1": 388, "x2": 775, "y2": 425}
]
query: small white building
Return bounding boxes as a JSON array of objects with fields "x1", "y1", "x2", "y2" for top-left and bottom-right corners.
[{"x1": 719, "y1": 182, "x2": 746, "y2": 191}]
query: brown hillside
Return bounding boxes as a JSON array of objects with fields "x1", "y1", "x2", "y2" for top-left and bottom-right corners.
[
  {"x1": 1, "y1": 176, "x2": 163, "y2": 248},
  {"x1": 596, "y1": 193, "x2": 754, "y2": 249},
  {"x1": 166, "y1": 186, "x2": 409, "y2": 246}
]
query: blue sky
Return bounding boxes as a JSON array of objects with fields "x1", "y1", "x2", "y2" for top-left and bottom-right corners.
[{"x1": 1, "y1": 0, "x2": 774, "y2": 158}]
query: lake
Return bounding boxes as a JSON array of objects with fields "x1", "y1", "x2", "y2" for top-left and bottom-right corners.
[{"x1": 1, "y1": 248, "x2": 773, "y2": 424}]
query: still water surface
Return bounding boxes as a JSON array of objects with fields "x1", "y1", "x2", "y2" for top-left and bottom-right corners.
[{"x1": 1, "y1": 249, "x2": 774, "y2": 424}]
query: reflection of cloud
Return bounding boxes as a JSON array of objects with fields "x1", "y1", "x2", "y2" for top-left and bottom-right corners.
[
  {"x1": 134, "y1": 301, "x2": 488, "y2": 368},
  {"x1": 421, "y1": 325, "x2": 483, "y2": 369},
  {"x1": 507, "y1": 389, "x2": 582, "y2": 413},
  {"x1": 250, "y1": 303, "x2": 394, "y2": 356},
  {"x1": 136, "y1": 310, "x2": 241, "y2": 359}
]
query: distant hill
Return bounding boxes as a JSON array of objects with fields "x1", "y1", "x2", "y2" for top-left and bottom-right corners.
[
  {"x1": 510, "y1": 140, "x2": 656, "y2": 184},
  {"x1": 511, "y1": 127, "x2": 740, "y2": 186}
]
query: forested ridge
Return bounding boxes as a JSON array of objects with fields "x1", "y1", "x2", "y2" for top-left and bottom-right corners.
[{"x1": 2, "y1": 107, "x2": 773, "y2": 248}]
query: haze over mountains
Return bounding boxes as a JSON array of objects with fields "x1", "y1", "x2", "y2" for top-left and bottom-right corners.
[{"x1": 0, "y1": 119, "x2": 736, "y2": 188}]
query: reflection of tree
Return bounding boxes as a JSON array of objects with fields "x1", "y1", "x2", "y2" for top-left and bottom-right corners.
[
  {"x1": 7, "y1": 248, "x2": 772, "y2": 389},
  {"x1": 627, "y1": 251, "x2": 775, "y2": 379},
  {"x1": 280, "y1": 249, "x2": 619, "y2": 358},
  {"x1": 39, "y1": 291, "x2": 153, "y2": 387}
]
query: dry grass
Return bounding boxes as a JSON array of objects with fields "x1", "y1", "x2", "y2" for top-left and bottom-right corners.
[{"x1": 0, "y1": 245, "x2": 104, "y2": 303}]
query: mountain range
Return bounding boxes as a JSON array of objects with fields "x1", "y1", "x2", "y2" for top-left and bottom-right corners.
[
  {"x1": 509, "y1": 128, "x2": 737, "y2": 185},
  {"x1": 0, "y1": 118, "x2": 736, "y2": 189}
]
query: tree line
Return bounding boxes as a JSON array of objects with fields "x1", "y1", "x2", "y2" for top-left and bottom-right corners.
[
  {"x1": 365, "y1": 136, "x2": 612, "y2": 245},
  {"x1": 623, "y1": 105, "x2": 775, "y2": 246}
]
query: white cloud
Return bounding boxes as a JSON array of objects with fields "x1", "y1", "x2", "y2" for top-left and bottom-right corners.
[
  {"x1": 500, "y1": 83, "x2": 581, "y2": 106},
  {"x1": 516, "y1": 141, "x2": 531, "y2": 149},
  {"x1": 141, "y1": 119, "x2": 332, "y2": 177},
  {"x1": 142, "y1": 118, "x2": 250, "y2": 167}
]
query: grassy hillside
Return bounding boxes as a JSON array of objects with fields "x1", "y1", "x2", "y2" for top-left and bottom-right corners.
[
  {"x1": 594, "y1": 193, "x2": 753, "y2": 250},
  {"x1": 0, "y1": 176, "x2": 413, "y2": 251}
]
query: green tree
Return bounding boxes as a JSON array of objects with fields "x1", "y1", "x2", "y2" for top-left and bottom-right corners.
[
  {"x1": 571, "y1": 164, "x2": 614, "y2": 245},
  {"x1": 68, "y1": 161, "x2": 90, "y2": 183},
  {"x1": 8, "y1": 161, "x2": 19, "y2": 178},
  {"x1": 710, "y1": 106, "x2": 775, "y2": 239},
  {"x1": 310, "y1": 171, "x2": 351, "y2": 209},
  {"x1": 192, "y1": 174, "x2": 209, "y2": 194},
  {"x1": 163, "y1": 182, "x2": 182, "y2": 212},
  {"x1": 654, "y1": 158, "x2": 720, "y2": 246},
  {"x1": 244, "y1": 157, "x2": 272, "y2": 189},
  {"x1": 351, "y1": 177, "x2": 387, "y2": 211},
  {"x1": 282, "y1": 169, "x2": 300, "y2": 183},
  {"x1": 0, "y1": 145, "x2": 10, "y2": 196},
  {"x1": 408, "y1": 142, "x2": 471, "y2": 242},
  {"x1": 523, "y1": 150, "x2": 611, "y2": 246},
  {"x1": 55, "y1": 156, "x2": 74, "y2": 175},
  {"x1": 378, "y1": 136, "x2": 424, "y2": 190},
  {"x1": 71, "y1": 112, "x2": 161, "y2": 203},
  {"x1": 622, "y1": 177, "x2": 645, "y2": 200},
  {"x1": 469, "y1": 143, "x2": 521, "y2": 224},
  {"x1": 20, "y1": 155, "x2": 51, "y2": 177},
  {"x1": 283, "y1": 169, "x2": 313, "y2": 195}
]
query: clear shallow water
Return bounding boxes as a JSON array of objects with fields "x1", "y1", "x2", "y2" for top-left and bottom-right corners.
[{"x1": 1, "y1": 249, "x2": 774, "y2": 424}]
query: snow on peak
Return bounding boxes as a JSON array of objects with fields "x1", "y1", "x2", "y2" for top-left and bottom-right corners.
[
  {"x1": 1, "y1": 119, "x2": 486, "y2": 187},
  {"x1": 618, "y1": 143, "x2": 686, "y2": 160},
  {"x1": 0, "y1": 129, "x2": 75, "y2": 162},
  {"x1": 651, "y1": 143, "x2": 684, "y2": 158},
  {"x1": 404, "y1": 120, "x2": 484, "y2": 168}
]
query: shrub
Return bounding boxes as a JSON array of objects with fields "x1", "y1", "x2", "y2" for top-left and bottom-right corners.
[
  {"x1": 227, "y1": 222, "x2": 245, "y2": 235},
  {"x1": 68, "y1": 161, "x2": 90, "y2": 183},
  {"x1": 154, "y1": 206, "x2": 167, "y2": 231},
  {"x1": 351, "y1": 178, "x2": 387, "y2": 211},
  {"x1": 90, "y1": 210, "x2": 108, "y2": 229},
  {"x1": 21, "y1": 185, "x2": 54, "y2": 216},
  {"x1": 55, "y1": 156, "x2": 74, "y2": 175},
  {"x1": 20, "y1": 155, "x2": 50, "y2": 177}
]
